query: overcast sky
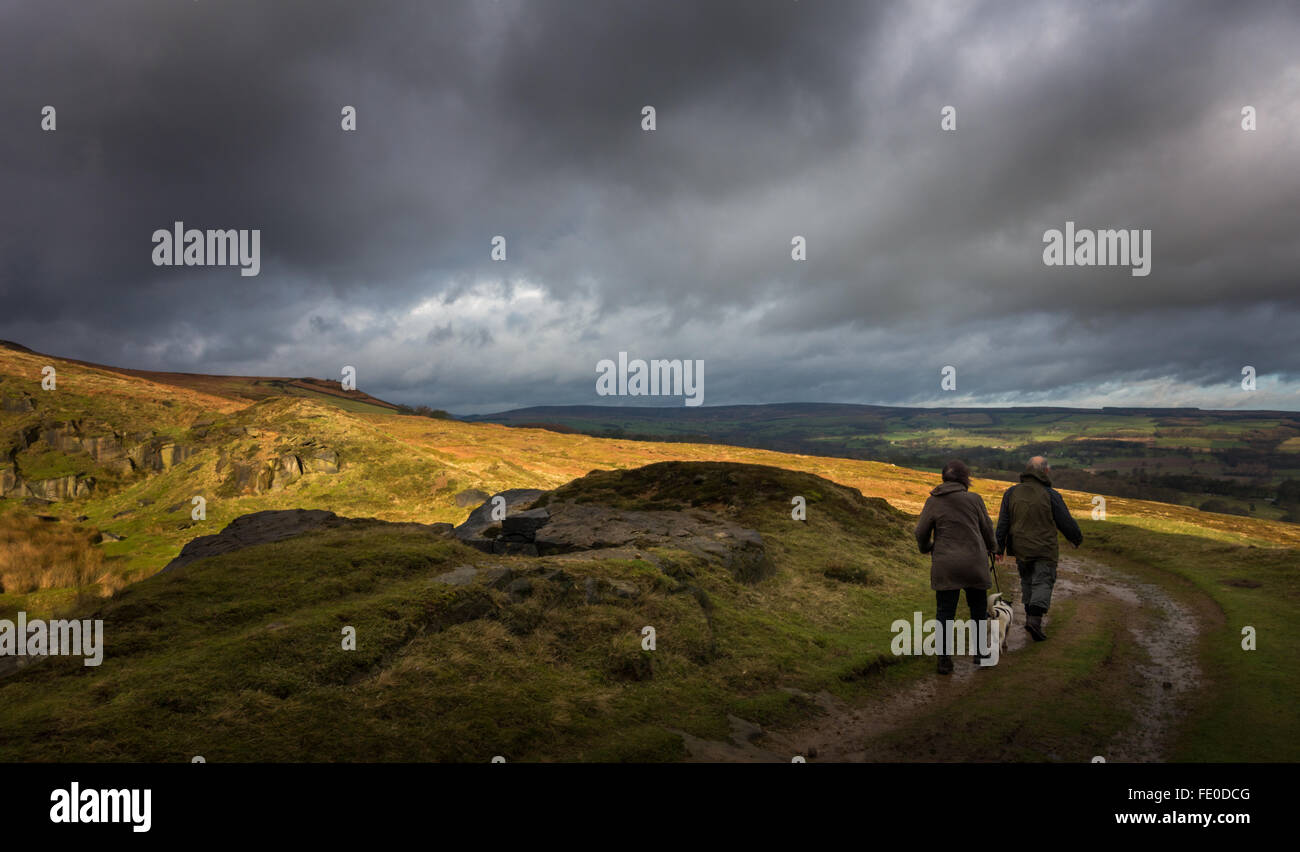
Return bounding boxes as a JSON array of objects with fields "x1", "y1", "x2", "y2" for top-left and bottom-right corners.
[{"x1": 2, "y1": 0, "x2": 1298, "y2": 414}]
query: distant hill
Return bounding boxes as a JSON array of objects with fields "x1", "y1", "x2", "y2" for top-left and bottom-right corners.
[
  {"x1": 0, "y1": 339, "x2": 400, "y2": 413},
  {"x1": 467, "y1": 402, "x2": 1300, "y2": 523}
]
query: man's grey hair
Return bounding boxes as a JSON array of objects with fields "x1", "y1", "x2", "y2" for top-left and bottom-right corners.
[{"x1": 1027, "y1": 455, "x2": 1050, "y2": 472}]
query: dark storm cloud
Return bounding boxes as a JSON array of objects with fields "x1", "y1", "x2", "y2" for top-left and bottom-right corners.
[{"x1": 0, "y1": 0, "x2": 1297, "y2": 412}]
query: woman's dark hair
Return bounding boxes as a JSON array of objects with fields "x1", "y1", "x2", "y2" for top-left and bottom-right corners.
[{"x1": 941, "y1": 459, "x2": 972, "y2": 489}]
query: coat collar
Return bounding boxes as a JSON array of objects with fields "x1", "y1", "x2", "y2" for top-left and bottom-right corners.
[{"x1": 1020, "y1": 468, "x2": 1052, "y2": 487}]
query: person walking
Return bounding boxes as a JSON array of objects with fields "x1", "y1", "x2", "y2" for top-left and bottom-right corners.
[
  {"x1": 995, "y1": 456, "x2": 1083, "y2": 641},
  {"x1": 914, "y1": 459, "x2": 998, "y2": 674}
]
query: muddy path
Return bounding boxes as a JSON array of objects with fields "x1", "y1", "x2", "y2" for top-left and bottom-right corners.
[{"x1": 679, "y1": 555, "x2": 1205, "y2": 762}]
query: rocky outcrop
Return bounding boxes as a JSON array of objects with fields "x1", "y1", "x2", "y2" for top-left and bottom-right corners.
[
  {"x1": 1, "y1": 394, "x2": 36, "y2": 413},
  {"x1": 21, "y1": 474, "x2": 95, "y2": 501},
  {"x1": 130, "y1": 438, "x2": 194, "y2": 473},
  {"x1": 216, "y1": 446, "x2": 343, "y2": 496},
  {"x1": 0, "y1": 466, "x2": 94, "y2": 500},
  {"x1": 541, "y1": 501, "x2": 770, "y2": 581},
  {"x1": 451, "y1": 489, "x2": 548, "y2": 552},
  {"x1": 0, "y1": 419, "x2": 200, "y2": 500},
  {"x1": 302, "y1": 449, "x2": 340, "y2": 474},
  {"x1": 38, "y1": 422, "x2": 86, "y2": 453},
  {"x1": 161, "y1": 509, "x2": 344, "y2": 573},
  {"x1": 268, "y1": 453, "x2": 303, "y2": 491},
  {"x1": 80, "y1": 434, "x2": 131, "y2": 473},
  {"x1": 0, "y1": 465, "x2": 19, "y2": 496},
  {"x1": 11, "y1": 421, "x2": 136, "y2": 473},
  {"x1": 451, "y1": 490, "x2": 771, "y2": 582},
  {"x1": 160, "y1": 509, "x2": 454, "y2": 574},
  {"x1": 454, "y1": 488, "x2": 490, "y2": 507}
]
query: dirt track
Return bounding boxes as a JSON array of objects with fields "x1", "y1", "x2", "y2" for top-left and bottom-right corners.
[{"x1": 679, "y1": 556, "x2": 1205, "y2": 762}]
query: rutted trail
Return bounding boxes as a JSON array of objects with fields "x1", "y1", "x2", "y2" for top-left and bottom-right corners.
[
  {"x1": 1069, "y1": 562, "x2": 1201, "y2": 762},
  {"x1": 680, "y1": 556, "x2": 1205, "y2": 762}
]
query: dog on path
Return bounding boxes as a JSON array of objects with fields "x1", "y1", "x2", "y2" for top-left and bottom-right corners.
[{"x1": 983, "y1": 593, "x2": 1015, "y2": 663}]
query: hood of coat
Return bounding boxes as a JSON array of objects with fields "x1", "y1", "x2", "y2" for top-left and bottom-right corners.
[
  {"x1": 929, "y1": 481, "x2": 968, "y2": 497},
  {"x1": 1020, "y1": 467, "x2": 1052, "y2": 487}
]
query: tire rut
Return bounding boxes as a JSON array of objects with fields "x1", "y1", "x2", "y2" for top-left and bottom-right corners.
[{"x1": 680, "y1": 555, "x2": 1204, "y2": 762}]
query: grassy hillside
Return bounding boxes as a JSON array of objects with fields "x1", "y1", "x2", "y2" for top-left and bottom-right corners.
[
  {"x1": 0, "y1": 339, "x2": 400, "y2": 412},
  {"x1": 0, "y1": 463, "x2": 936, "y2": 762},
  {"x1": 0, "y1": 345, "x2": 1297, "y2": 761}
]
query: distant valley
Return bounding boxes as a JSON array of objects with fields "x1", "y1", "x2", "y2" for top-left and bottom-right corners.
[{"x1": 468, "y1": 403, "x2": 1300, "y2": 523}]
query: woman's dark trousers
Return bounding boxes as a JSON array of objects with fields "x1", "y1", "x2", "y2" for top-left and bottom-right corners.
[{"x1": 935, "y1": 588, "x2": 989, "y2": 655}]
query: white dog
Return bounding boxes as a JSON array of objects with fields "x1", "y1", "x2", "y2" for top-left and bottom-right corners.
[{"x1": 983, "y1": 593, "x2": 1015, "y2": 663}]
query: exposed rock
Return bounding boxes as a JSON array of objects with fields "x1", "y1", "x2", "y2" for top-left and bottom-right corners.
[
  {"x1": 1, "y1": 394, "x2": 35, "y2": 413},
  {"x1": 0, "y1": 420, "x2": 130, "y2": 498},
  {"x1": 222, "y1": 462, "x2": 258, "y2": 494},
  {"x1": 502, "y1": 507, "x2": 550, "y2": 537},
  {"x1": 0, "y1": 466, "x2": 19, "y2": 497},
  {"x1": 492, "y1": 540, "x2": 539, "y2": 556},
  {"x1": 608, "y1": 579, "x2": 640, "y2": 599},
  {"x1": 454, "y1": 488, "x2": 491, "y2": 507},
  {"x1": 479, "y1": 565, "x2": 515, "y2": 589},
  {"x1": 218, "y1": 449, "x2": 342, "y2": 496},
  {"x1": 39, "y1": 422, "x2": 83, "y2": 453},
  {"x1": 7, "y1": 420, "x2": 171, "y2": 478},
  {"x1": 534, "y1": 501, "x2": 770, "y2": 582},
  {"x1": 79, "y1": 432, "x2": 130, "y2": 472},
  {"x1": 129, "y1": 437, "x2": 195, "y2": 473},
  {"x1": 268, "y1": 454, "x2": 303, "y2": 491},
  {"x1": 22, "y1": 474, "x2": 94, "y2": 501},
  {"x1": 161, "y1": 509, "x2": 342, "y2": 573},
  {"x1": 450, "y1": 489, "x2": 769, "y2": 581},
  {"x1": 302, "y1": 449, "x2": 340, "y2": 474},
  {"x1": 432, "y1": 565, "x2": 479, "y2": 586},
  {"x1": 452, "y1": 489, "x2": 547, "y2": 544},
  {"x1": 101, "y1": 532, "x2": 126, "y2": 542},
  {"x1": 159, "y1": 509, "x2": 454, "y2": 574}
]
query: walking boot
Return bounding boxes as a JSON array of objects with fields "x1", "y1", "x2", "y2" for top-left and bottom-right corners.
[
  {"x1": 937, "y1": 655, "x2": 954, "y2": 675},
  {"x1": 1025, "y1": 614, "x2": 1047, "y2": 641}
]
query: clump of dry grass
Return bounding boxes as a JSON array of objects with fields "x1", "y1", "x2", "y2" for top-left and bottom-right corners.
[{"x1": 0, "y1": 511, "x2": 107, "y2": 594}]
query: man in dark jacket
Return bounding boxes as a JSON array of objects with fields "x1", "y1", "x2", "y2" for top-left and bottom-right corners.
[
  {"x1": 995, "y1": 456, "x2": 1082, "y2": 641},
  {"x1": 915, "y1": 460, "x2": 998, "y2": 673}
]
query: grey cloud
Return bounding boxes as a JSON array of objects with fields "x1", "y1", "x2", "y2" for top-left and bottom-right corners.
[{"x1": 0, "y1": 0, "x2": 1297, "y2": 412}]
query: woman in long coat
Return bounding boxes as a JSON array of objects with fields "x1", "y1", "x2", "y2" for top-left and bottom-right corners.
[{"x1": 914, "y1": 459, "x2": 997, "y2": 674}]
